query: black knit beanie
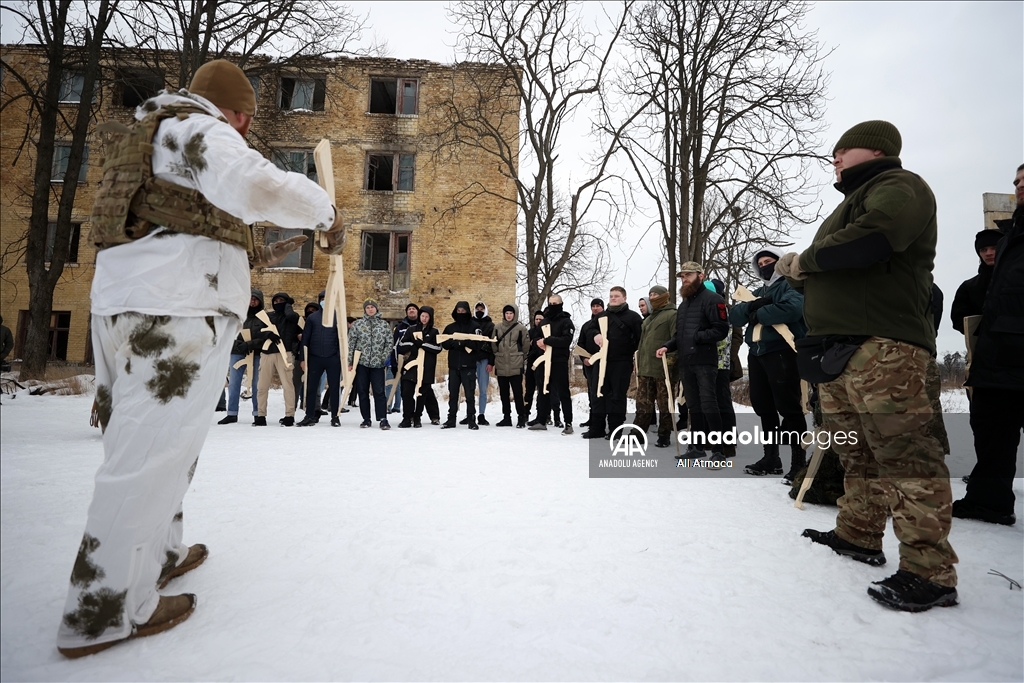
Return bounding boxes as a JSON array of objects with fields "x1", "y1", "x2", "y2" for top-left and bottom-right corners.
[
  {"x1": 974, "y1": 229, "x2": 1003, "y2": 254},
  {"x1": 591, "y1": 298, "x2": 605, "y2": 308},
  {"x1": 502, "y1": 304, "x2": 515, "y2": 315},
  {"x1": 834, "y1": 120, "x2": 902, "y2": 157}
]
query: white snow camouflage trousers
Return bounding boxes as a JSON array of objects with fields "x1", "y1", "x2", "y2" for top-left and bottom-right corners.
[{"x1": 57, "y1": 313, "x2": 237, "y2": 649}]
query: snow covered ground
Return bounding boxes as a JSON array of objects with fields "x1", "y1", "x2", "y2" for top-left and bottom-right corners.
[{"x1": 1, "y1": 386, "x2": 1021, "y2": 681}]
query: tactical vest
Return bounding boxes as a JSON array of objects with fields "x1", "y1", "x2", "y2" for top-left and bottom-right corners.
[{"x1": 90, "y1": 103, "x2": 254, "y2": 260}]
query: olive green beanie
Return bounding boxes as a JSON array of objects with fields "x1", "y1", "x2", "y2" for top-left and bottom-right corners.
[{"x1": 833, "y1": 120, "x2": 902, "y2": 157}]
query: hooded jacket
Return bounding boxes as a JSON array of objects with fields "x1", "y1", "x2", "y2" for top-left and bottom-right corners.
[
  {"x1": 636, "y1": 300, "x2": 677, "y2": 378},
  {"x1": 390, "y1": 304, "x2": 420, "y2": 369},
  {"x1": 788, "y1": 157, "x2": 938, "y2": 354},
  {"x1": 729, "y1": 248, "x2": 808, "y2": 356},
  {"x1": 491, "y1": 304, "x2": 529, "y2": 377},
  {"x1": 349, "y1": 308, "x2": 392, "y2": 368},
  {"x1": 474, "y1": 301, "x2": 496, "y2": 365},
  {"x1": 532, "y1": 303, "x2": 575, "y2": 365},
  {"x1": 966, "y1": 206, "x2": 1024, "y2": 390},
  {"x1": 231, "y1": 288, "x2": 268, "y2": 356},
  {"x1": 442, "y1": 301, "x2": 488, "y2": 369},
  {"x1": 664, "y1": 284, "x2": 729, "y2": 365},
  {"x1": 398, "y1": 306, "x2": 441, "y2": 386},
  {"x1": 263, "y1": 291, "x2": 301, "y2": 356}
]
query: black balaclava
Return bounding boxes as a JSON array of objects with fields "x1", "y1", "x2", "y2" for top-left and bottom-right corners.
[{"x1": 758, "y1": 261, "x2": 776, "y2": 281}]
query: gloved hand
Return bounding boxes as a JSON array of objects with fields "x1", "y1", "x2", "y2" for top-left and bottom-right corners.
[
  {"x1": 253, "y1": 235, "x2": 307, "y2": 267},
  {"x1": 746, "y1": 298, "x2": 770, "y2": 325},
  {"x1": 775, "y1": 252, "x2": 806, "y2": 280},
  {"x1": 265, "y1": 331, "x2": 281, "y2": 345},
  {"x1": 316, "y1": 208, "x2": 346, "y2": 256}
]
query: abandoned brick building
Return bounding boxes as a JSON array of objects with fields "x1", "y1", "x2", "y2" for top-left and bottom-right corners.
[{"x1": 0, "y1": 46, "x2": 519, "y2": 365}]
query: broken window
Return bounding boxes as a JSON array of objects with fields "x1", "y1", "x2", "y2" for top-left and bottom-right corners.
[
  {"x1": 247, "y1": 74, "x2": 260, "y2": 101},
  {"x1": 46, "y1": 222, "x2": 81, "y2": 263},
  {"x1": 120, "y1": 70, "x2": 163, "y2": 108},
  {"x1": 17, "y1": 310, "x2": 72, "y2": 361},
  {"x1": 263, "y1": 228, "x2": 314, "y2": 269},
  {"x1": 279, "y1": 77, "x2": 326, "y2": 111},
  {"x1": 272, "y1": 149, "x2": 317, "y2": 183},
  {"x1": 368, "y1": 78, "x2": 419, "y2": 115},
  {"x1": 51, "y1": 145, "x2": 89, "y2": 183},
  {"x1": 359, "y1": 231, "x2": 411, "y2": 290},
  {"x1": 59, "y1": 72, "x2": 84, "y2": 102},
  {"x1": 365, "y1": 153, "x2": 415, "y2": 191}
]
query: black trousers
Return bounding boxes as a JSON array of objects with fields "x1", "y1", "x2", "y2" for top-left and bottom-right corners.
[
  {"x1": 525, "y1": 363, "x2": 558, "y2": 420},
  {"x1": 748, "y1": 348, "x2": 806, "y2": 458},
  {"x1": 304, "y1": 353, "x2": 340, "y2": 420},
  {"x1": 401, "y1": 377, "x2": 439, "y2": 421},
  {"x1": 356, "y1": 365, "x2": 387, "y2": 422},
  {"x1": 593, "y1": 359, "x2": 633, "y2": 433},
  {"x1": 680, "y1": 363, "x2": 722, "y2": 449},
  {"x1": 587, "y1": 360, "x2": 606, "y2": 433},
  {"x1": 498, "y1": 374, "x2": 526, "y2": 419},
  {"x1": 535, "y1": 360, "x2": 573, "y2": 423},
  {"x1": 447, "y1": 366, "x2": 477, "y2": 420},
  {"x1": 966, "y1": 387, "x2": 1024, "y2": 515}
]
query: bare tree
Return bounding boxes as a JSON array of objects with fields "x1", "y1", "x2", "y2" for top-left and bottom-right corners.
[
  {"x1": 618, "y1": 0, "x2": 829, "y2": 302},
  {"x1": 1, "y1": 0, "x2": 117, "y2": 379},
  {"x1": 433, "y1": 0, "x2": 638, "y2": 316}
]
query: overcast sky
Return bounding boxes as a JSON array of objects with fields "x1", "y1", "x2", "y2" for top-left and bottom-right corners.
[
  {"x1": 351, "y1": 0, "x2": 1023, "y2": 356},
  {"x1": 3, "y1": 1, "x2": 1021, "y2": 355}
]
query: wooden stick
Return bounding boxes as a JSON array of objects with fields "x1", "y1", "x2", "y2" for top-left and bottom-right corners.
[
  {"x1": 588, "y1": 316, "x2": 610, "y2": 397},
  {"x1": 435, "y1": 332, "x2": 497, "y2": 343},
  {"x1": 387, "y1": 354, "x2": 405, "y2": 406},
  {"x1": 530, "y1": 324, "x2": 553, "y2": 393},
  {"x1": 662, "y1": 353, "x2": 682, "y2": 459},
  {"x1": 794, "y1": 431, "x2": 826, "y2": 510},
  {"x1": 255, "y1": 310, "x2": 293, "y2": 370}
]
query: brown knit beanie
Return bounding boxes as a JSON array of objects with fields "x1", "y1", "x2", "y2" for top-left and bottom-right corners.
[
  {"x1": 189, "y1": 60, "x2": 257, "y2": 116},
  {"x1": 833, "y1": 120, "x2": 901, "y2": 157}
]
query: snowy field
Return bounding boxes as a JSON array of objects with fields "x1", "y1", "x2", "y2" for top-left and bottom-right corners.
[{"x1": 1, "y1": 386, "x2": 1021, "y2": 682}]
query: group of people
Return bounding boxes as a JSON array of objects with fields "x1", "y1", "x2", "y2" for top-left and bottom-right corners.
[{"x1": 54, "y1": 51, "x2": 1022, "y2": 662}]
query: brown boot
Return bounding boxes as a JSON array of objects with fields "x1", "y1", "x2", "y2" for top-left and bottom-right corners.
[
  {"x1": 57, "y1": 594, "x2": 196, "y2": 659},
  {"x1": 158, "y1": 543, "x2": 209, "y2": 589}
]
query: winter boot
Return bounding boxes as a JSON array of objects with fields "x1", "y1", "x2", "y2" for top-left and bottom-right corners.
[
  {"x1": 496, "y1": 416, "x2": 513, "y2": 427},
  {"x1": 680, "y1": 448, "x2": 707, "y2": 459},
  {"x1": 516, "y1": 416, "x2": 527, "y2": 428},
  {"x1": 279, "y1": 416, "x2": 294, "y2": 427},
  {"x1": 441, "y1": 418, "x2": 457, "y2": 429},
  {"x1": 158, "y1": 543, "x2": 208, "y2": 589},
  {"x1": 360, "y1": 420, "x2": 371, "y2": 428},
  {"x1": 331, "y1": 415, "x2": 341, "y2": 427},
  {"x1": 553, "y1": 419, "x2": 563, "y2": 428},
  {"x1": 398, "y1": 419, "x2": 413, "y2": 428},
  {"x1": 467, "y1": 416, "x2": 479, "y2": 430},
  {"x1": 477, "y1": 414, "x2": 489, "y2": 426},
  {"x1": 529, "y1": 422, "x2": 548, "y2": 431},
  {"x1": 744, "y1": 446, "x2": 782, "y2": 476},
  {"x1": 582, "y1": 429, "x2": 607, "y2": 439},
  {"x1": 217, "y1": 415, "x2": 238, "y2": 425},
  {"x1": 952, "y1": 499, "x2": 1016, "y2": 526},
  {"x1": 459, "y1": 416, "x2": 470, "y2": 425},
  {"x1": 723, "y1": 443, "x2": 737, "y2": 458},
  {"x1": 782, "y1": 449, "x2": 807, "y2": 485},
  {"x1": 802, "y1": 529, "x2": 886, "y2": 566},
  {"x1": 867, "y1": 570, "x2": 958, "y2": 612},
  {"x1": 58, "y1": 594, "x2": 196, "y2": 659},
  {"x1": 430, "y1": 418, "x2": 440, "y2": 426},
  {"x1": 296, "y1": 415, "x2": 318, "y2": 427},
  {"x1": 413, "y1": 418, "x2": 422, "y2": 428},
  {"x1": 380, "y1": 419, "x2": 391, "y2": 431},
  {"x1": 252, "y1": 416, "x2": 267, "y2": 426},
  {"x1": 655, "y1": 435, "x2": 672, "y2": 448},
  {"x1": 561, "y1": 424, "x2": 574, "y2": 436}
]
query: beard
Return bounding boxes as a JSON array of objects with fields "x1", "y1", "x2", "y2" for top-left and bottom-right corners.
[{"x1": 680, "y1": 280, "x2": 702, "y2": 299}]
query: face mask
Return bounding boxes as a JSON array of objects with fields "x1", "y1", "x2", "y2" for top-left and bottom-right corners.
[
  {"x1": 758, "y1": 262, "x2": 776, "y2": 280},
  {"x1": 476, "y1": 310, "x2": 484, "y2": 319},
  {"x1": 319, "y1": 300, "x2": 324, "y2": 308}
]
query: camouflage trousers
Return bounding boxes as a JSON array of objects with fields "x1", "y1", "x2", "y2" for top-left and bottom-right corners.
[
  {"x1": 57, "y1": 313, "x2": 237, "y2": 649},
  {"x1": 819, "y1": 336, "x2": 958, "y2": 587},
  {"x1": 634, "y1": 375, "x2": 672, "y2": 438}
]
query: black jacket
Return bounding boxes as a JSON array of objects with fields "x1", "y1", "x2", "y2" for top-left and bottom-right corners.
[
  {"x1": 398, "y1": 306, "x2": 441, "y2": 386},
  {"x1": 577, "y1": 315, "x2": 603, "y2": 355},
  {"x1": 537, "y1": 305, "x2": 575, "y2": 364},
  {"x1": 264, "y1": 291, "x2": 300, "y2": 356},
  {"x1": 390, "y1": 314, "x2": 420, "y2": 369},
  {"x1": 966, "y1": 206, "x2": 1024, "y2": 390},
  {"x1": 441, "y1": 301, "x2": 488, "y2": 369},
  {"x1": 598, "y1": 304, "x2": 643, "y2": 362},
  {"x1": 951, "y1": 263, "x2": 994, "y2": 334},
  {"x1": 231, "y1": 288, "x2": 268, "y2": 357},
  {"x1": 302, "y1": 309, "x2": 341, "y2": 359},
  {"x1": 665, "y1": 285, "x2": 729, "y2": 365}
]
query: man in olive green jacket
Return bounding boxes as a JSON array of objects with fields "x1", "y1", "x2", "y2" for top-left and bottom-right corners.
[
  {"x1": 776, "y1": 120, "x2": 957, "y2": 613},
  {"x1": 633, "y1": 286, "x2": 677, "y2": 448}
]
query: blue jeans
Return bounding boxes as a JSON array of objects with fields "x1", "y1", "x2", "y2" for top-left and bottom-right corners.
[
  {"x1": 476, "y1": 358, "x2": 490, "y2": 415},
  {"x1": 227, "y1": 353, "x2": 260, "y2": 416}
]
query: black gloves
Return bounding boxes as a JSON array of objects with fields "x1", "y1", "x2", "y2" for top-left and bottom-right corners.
[{"x1": 747, "y1": 298, "x2": 770, "y2": 325}]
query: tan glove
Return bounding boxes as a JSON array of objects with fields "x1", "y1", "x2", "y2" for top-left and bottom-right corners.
[
  {"x1": 253, "y1": 235, "x2": 307, "y2": 267},
  {"x1": 775, "y1": 251, "x2": 806, "y2": 280},
  {"x1": 317, "y1": 208, "x2": 346, "y2": 256}
]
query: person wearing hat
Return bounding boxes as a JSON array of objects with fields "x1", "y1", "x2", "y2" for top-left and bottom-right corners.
[
  {"x1": 490, "y1": 304, "x2": 530, "y2": 427},
  {"x1": 950, "y1": 229, "x2": 1004, "y2": 334},
  {"x1": 728, "y1": 248, "x2": 807, "y2": 480},
  {"x1": 56, "y1": 59, "x2": 347, "y2": 658},
  {"x1": 441, "y1": 301, "x2": 488, "y2": 429},
  {"x1": 255, "y1": 291, "x2": 301, "y2": 426},
  {"x1": 528, "y1": 294, "x2": 577, "y2": 434},
  {"x1": 955, "y1": 164, "x2": 1024, "y2": 526},
  {"x1": 775, "y1": 120, "x2": 959, "y2": 612},
  {"x1": 577, "y1": 298, "x2": 605, "y2": 435},
  {"x1": 349, "y1": 299, "x2": 394, "y2": 429},
  {"x1": 634, "y1": 286, "x2": 677, "y2": 448},
  {"x1": 656, "y1": 262, "x2": 729, "y2": 459}
]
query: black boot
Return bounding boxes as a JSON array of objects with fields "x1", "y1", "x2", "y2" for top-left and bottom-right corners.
[
  {"x1": 802, "y1": 529, "x2": 886, "y2": 566},
  {"x1": 655, "y1": 435, "x2": 671, "y2": 448},
  {"x1": 496, "y1": 416, "x2": 513, "y2": 427},
  {"x1": 252, "y1": 416, "x2": 267, "y2": 426},
  {"x1": 296, "y1": 415, "x2": 318, "y2": 427},
  {"x1": 413, "y1": 418, "x2": 422, "y2": 428},
  {"x1": 279, "y1": 416, "x2": 294, "y2": 427},
  {"x1": 867, "y1": 570, "x2": 959, "y2": 612},
  {"x1": 398, "y1": 419, "x2": 412, "y2": 428},
  {"x1": 477, "y1": 414, "x2": 489, "y2": 426},
  {"x1": 441, "y1": 417, "x2": 457, "y2": 429},
  {"x1": 782, "y1": 449, "x2": 807, "y2": 485},
  {"x1": 744, "y1": 445, "x2": 782, "y2": 476},
  {"x1": 217, "y1": 415, "x2": 238, "y2": 425}
]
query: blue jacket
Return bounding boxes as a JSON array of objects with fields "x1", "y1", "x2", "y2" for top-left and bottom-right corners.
[{"x1": 729, "y1": 277, "x2": 807, "y2": 356}]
